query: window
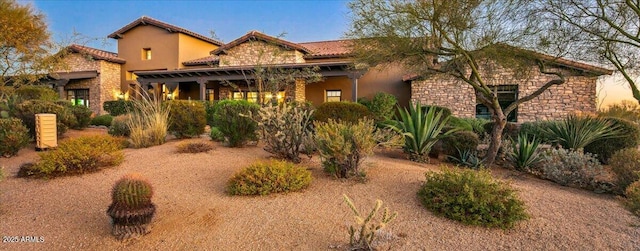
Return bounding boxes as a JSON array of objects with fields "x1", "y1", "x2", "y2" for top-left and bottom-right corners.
[
  {"x1": 476, "y1": 85, "x2": 518, "y2": 122},
  {"x1": 231, "y1": 91, "x2": 286, "y2": 104},
  {"x1": 67, "y1": 89, "x2": 90, "y2": 108},
  {"x1": 206, "y1": 89, "x2": 215, "y2": 101},
  {"x1": 232, "y1": 91, "x2": 244, "y2": 100},
  {"x1": 246, "y1": 92, "x2": 259, "y2": 103},
  {"x1": 126, "y1": 71, "x2": 138, "y2": 81},
  {"x1": 326, "y1": 90, "x2": 341, "y2": 102},
  {"x1": 142, "y1": 48, "x2": 151, "y2": 60}
]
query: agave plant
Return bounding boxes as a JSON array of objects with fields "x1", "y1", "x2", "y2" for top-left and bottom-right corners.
[
  {"x1": 447, "y1": 148, "x2": 484, "y2": 169},
  {"x1": 508, "y1": 133, "x2": 543, "y2": 171},
  {"x1": 544, "y1": 115, "x2": 622, "y2": 150},
  {"x1": 387, "y1": 102, "x2": 454, "y2": 162}
]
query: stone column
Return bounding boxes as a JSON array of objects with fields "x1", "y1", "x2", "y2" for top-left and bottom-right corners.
[
  {"x1": 198, "y1": 78, "x2": 207, "y2": 101},
  {"x1": 294, "y1": 79, "x2": 306, "y2": 102}
]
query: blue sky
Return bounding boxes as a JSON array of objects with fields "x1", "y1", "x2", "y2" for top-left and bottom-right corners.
[{"x1": 28, "y1": 0, "x2": 350, "y2": 52}]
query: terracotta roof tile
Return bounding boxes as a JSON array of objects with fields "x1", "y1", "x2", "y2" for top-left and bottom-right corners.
[
  {"x1": 67, "y1": 44, "x2": 125, "y2": 64},
  {"x1": 107, "y1": 16, "x2": 223, "y2": 46},
  {"x1": 299, "y1": 39, "x2": 352, "y2": 58},
  {"x1": 182, "y1": 55, "x2": 219, "y2": 66},
  {"x1": 210, "y1": 30, "x2": 310, "y2": 55}
]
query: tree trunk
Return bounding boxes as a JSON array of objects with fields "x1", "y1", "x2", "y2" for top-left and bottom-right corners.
[{"x1": 484, "y1": 105, "x2": 507, "y2": 166}]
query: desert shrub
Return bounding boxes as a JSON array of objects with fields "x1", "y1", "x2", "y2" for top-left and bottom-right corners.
[
  {"x1": 461, "y1": 118, "x2": 490, "y2": 136},
  {"x1": 417, "y1": 167, "x2": 528, "y2": 229},
  {"x1": 441, "y1": 131, "x2": 480, "y2": 158},
  {"x1": 598, "y1": 100, "x2": 640, "y2": 123},
  {"x1": 176, "y1": 141, "x2": 215, "y2": 153},
  {"x1": 167, "y1": 100, "x2": 206, "y2": 138},
  {"x1": 13, "y1": 100, "x2": 72, "y2": 136},
  {"x1": 107, "y1": 173, "x2": 156, "y2": 240},
  {"x1": 126, "y1": 95, "x2": 170, "y2": 148},
  {"x1": 483, "y1": 122, "x2": 520, "y2": 139},
  {"x1": 0, "y1": 118, "x2": 30, "y2": 157},
  {"x1": 315, "y1": 118, "x2": 377, "y2": 179},
  {"x1": 15, "y1": 85, "x2": 58, "y2": 101},
  {"x1": 508, "y1": 134, "x2": 543, "y2": 171},
  {"x1": 388, "y1": 102, "x2": 454, "y2": 162},
  {"x1": 446, "y1": 117, "x2": 473, "y2": 131},
  {"x1": 545, "y1": 115, "x2": 622, "y2": 150},
  {"x1": 343, "y1": 194, "x2": 397, "y2": 250},
  {"x1": 66, "y1": 104, "x2": 92, "y2": 129},
  {"x1": 358, "y1": 92, "x2": 397, "y2": 123},
  {"x1": 103, "y1": 100, "x2": 133, "y2": 116},
  {"x1": 314, "y1": 101, "x2": 372, "y2": 124},
  {"x1": 204, "y1": 100, "x2": 218, "y2": 126},
  {"x1": 519, "y1": 120, "x2": 557, "y2": 144},
  {"x1": 624, "y1": 181, "x2": 640, "y2": 217},
  {"x1": 226, "y1": 159, "x2": 312, "y2": 195},
  {"x1": 538, "y1": 148, "x2": 605, "y2": 191},
  {"x1": 610, "y1": 148, "x2": 640, "y2": 194},
  {"x1": 91, "y1": 114, "x2": 113, "y2": 127},
  {"x1": 422, "y1": 105, "x2": 452, "y2": 120},
  {"x1": 585, "y1": 117, "x2": 640, "y2": 164},
  {"x1": 108, "y1": 114, "x2": 131, "y2": 137},
  {"x1": 209, "y1": 126, "x2": 224, "y2": 142},
  {"x1": 257, "y1": 104, "x2": 314, "y2": 163},
  {"x1": 0, "y1": 92, "x2": 20, "y2": 119},
  {"x1": 24, "y1": 135, "x2": 124, "y2": 177},
  {"x1": 212, "y1": 99, "x2": 259, "y2": 147}
]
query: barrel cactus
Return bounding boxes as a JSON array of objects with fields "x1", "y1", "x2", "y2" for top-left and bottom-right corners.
[{"x1": 107, "y1": 173, "x2": 156, "y2": 240}]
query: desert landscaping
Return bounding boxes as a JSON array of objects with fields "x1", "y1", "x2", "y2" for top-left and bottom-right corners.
[{"x1": 1, "y1": 128, "x2": 639, "y2": 250}]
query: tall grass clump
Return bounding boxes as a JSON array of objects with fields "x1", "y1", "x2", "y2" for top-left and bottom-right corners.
[{"x1": 126, "y1": 93, "x2": 170, "y2": 148}]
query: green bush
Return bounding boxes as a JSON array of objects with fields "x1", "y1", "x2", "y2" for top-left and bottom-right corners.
[
  {"x1": 315, "y1": 118, "x2": 377, "y2": 179},
  {"x1": 585, "y1": 117, "x2": 640, "y2": 164},
  {"x1": 441, "y1": 131, "x2": 480, "y2": 158},
  {"x1": 598, "y1": 101, "x2": 640, "y2": 124},
  {"x1": 66, "y1": 104, "x2": 92, "y2": 129},
  {"x1": 539, "y1": 148, "x2": 605, "y2": 191},
  {"x1": 519, "y1": 120, "x2": 557, "y2": 144},
  {"x1": 358, "y1": 92, "x2": 397, "y2": 123},
  {"x1": 0, "y1": 118, "x2": 30, "y2": 157},
  {"x1": 204, "y1": 100, "x2": 218, "y2": 126},
  {"x1": 15, "y1": 85, "x2": 58, "y2": 101},
  {"x1": 610, "y1": 148, "x2": 640, "y2": 194},
  {"x1": 422, "y1": 105, "x2": 452, "y2": 120},
  {"x1": 209, "y1": 126, "x2": 224, "y2": 142},
  {"x1": 623, "y1": 180, "x2": 640, "y2": 217},
  {"x1": 461, "y1": 118, "x2": 490, "y2": 136},
  {"x1": 417, "y1": 167, "x2": 528, "y2": 229},
  {"x1": 212, "y1": 99, "x2": 259, "y2": 147},
  {"x1": 91, "y1": 114, "x2": 113, "y2": 127},
  {"x1": 483, "y1": 122, "x2": 520, "y2": 139},
  {"x1": 167, "y1": 100, "x2": 206, "y2": 138},
  {"x1": 103, "y1": 100, "x2": 133, "y2": 116},
  {"x1": 108, "y1": 114, "x2": 131, "y2": 137},
  {"x1": 446, "y1": 117, "x2": 473, "y2": 131},
  {"x1": 226, "y1": 159, "x2": 312, "y2": 195},
  {"x1": 23, "y1": 135, "x2": 124, "y2": 177},
  {"x1": 314, "y1": 101, "x2": 372, "y2": 124},
  {"x1": 13, "y1": 100, "x2": 72, "y2": 136},
  {"x1": 257, "y1": 104, "x2": 314, "y2": 163}
]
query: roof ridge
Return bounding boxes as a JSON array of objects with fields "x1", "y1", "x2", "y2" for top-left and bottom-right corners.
[
  {"x1": 298, "y1": 38, "x2": 353, "y2": 44},
  {"x1": 70, "y1": 44, "x2": 118, "y2": 56},
  {"x1": 210, "y1": 30, "x2": 310, "y2": 55},
  {"x1": 107, "y1": 16, "x2": 224, "y2": 46}
]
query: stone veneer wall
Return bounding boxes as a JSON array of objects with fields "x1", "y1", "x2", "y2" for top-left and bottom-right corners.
[
  {"x1": 411, "y1": 64, "x2": 598, "y2": 122},
  {"x1": 219, "y1": 41, "x2": 305, "y2": 66},
  {"x1": 60, "y1": 54, "x2": 121, "y2": 115}
]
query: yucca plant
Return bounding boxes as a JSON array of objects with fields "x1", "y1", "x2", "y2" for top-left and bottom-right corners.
[
  {"x1": 387, "y1": 102, "x2": 454, "y2": 162},
  {"x1": 508, "y1": 133, "x2": 543, "y2": 171},
  {"x1": 544, "y1": 115, "x2": 622, "y2": 150},
  {"x1": 343, "y1": 194, "x2": 397, "y2": 250}
]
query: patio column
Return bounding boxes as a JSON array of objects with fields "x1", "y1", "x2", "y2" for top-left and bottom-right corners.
[
  {"x1": 198, "y1": 78, "x2": 207, "y2": 101},
  {"x1": 55, "y1": 79, "x2": 68, "y2": 99},
  {"x1": 348, "y1": 72, "x2": 363, "y2": 102},
  {"x1": 294, "y1": 79, "x2": 306, "y2": 102}
]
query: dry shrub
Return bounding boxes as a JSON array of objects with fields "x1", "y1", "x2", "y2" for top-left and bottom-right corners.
[
  {"x1": 176, "y1": 141, "x2": 215, "y2": 153},
  {"x1": 227, "y1": 159, "x2": 311, "y2": 196}
]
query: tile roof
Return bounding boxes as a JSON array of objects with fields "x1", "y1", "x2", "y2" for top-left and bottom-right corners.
[
  {"x1": 299, "y1": 39, "x2": 353, "y2": 58},
  {"x1": 107, "y1": 16, "x2": 223, "y2": 46},
  {"x1": 182, "y1": 55, "x2": 219, "y2": 66},
  {"x1": 210, "y1": 30, "x2": 311, "y2": 55},
  {"x1": 67, "y1": 44, "x2": 126, "y2": 64}
]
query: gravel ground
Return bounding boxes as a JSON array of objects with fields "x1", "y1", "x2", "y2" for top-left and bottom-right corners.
[{"x1": 0, "y1": 128, "x2": 639, "y2": 250}]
